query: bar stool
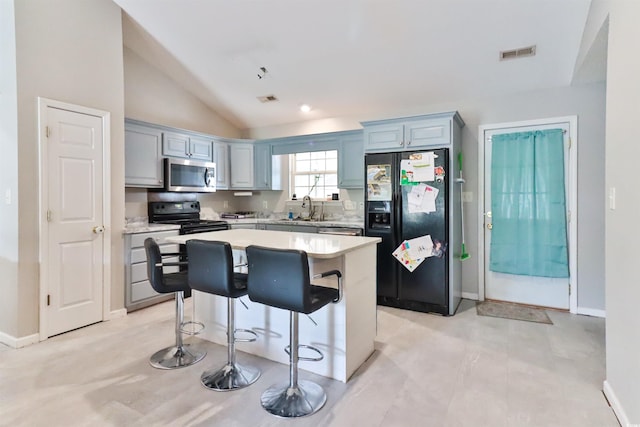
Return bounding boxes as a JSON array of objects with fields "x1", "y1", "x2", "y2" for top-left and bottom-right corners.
[
  {"x1": 186, "y1": 239, "x2": 261, "y2": 391},
  {"x1": 144, "y1": 238, "x2": 206, "y2": 369},
  {"x1": 245, "y1": 245, "x2": 342, "y2": 418}
]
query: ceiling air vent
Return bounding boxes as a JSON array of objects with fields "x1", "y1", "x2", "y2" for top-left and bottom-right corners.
[
  {"x1": 257, "y1": 94, "x2": 278, "y2": 103},
  {"x1": 500, "y1": 45, "x2": 536, "y2": 61}
]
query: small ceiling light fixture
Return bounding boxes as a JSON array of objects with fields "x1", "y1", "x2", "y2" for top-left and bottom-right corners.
[
  {"x1": 257, "y1": 66, "x2": 268, "y2": 79},
  {"x1": 300, "y1": 104, "x2": 312, "y2": 113}
]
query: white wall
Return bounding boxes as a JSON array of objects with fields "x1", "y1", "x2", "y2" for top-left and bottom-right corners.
[
  {"x1": 7, "y1": 0, "x2": 126, "y2": 337},
  {"x1": 604, "y1": 0, "x2": 640, "y2": 424},
  {"x1": 124, "y1": 47, "x2": 241, "y2": 139},
  {"x1": 0, "y1": 0, "x2": 20, "y2": 337},
  {"x1": 249, "y1": 83, "x2": 606, "y2": 312}
]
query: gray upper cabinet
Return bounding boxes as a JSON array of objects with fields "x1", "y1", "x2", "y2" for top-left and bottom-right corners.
[
  {"x1": 230, "y1": 143, "x2": 254, "y2": 189},
  {"x1": 362, "y1": 112, "x2": 462, "y2": 152},
  {"x1": 253, "y1": 143, "x2": 272, "y2": 190},
  {"x1": 125, "y1": 121, "x2": 164, "y2": 188},
  {"x1": 213, "y1": 141, "x2": 230, "y2": 190},
  {"x1": 162, "y1": 131, "x2": 213, "y2": 161},
  {"x1": 338, "y1": 131, "x2": 364, "y2": 188}
]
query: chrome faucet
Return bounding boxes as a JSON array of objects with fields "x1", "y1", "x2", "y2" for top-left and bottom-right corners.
[{"x1": 301, "y1": 195, "x2": 312, "y2": 219}]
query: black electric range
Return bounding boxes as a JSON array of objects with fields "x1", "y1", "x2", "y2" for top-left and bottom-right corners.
[{"x1": 148, "y1": 201, "x2": 228, "y2": 235}]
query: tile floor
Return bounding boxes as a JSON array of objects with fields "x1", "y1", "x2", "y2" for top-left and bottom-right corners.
[{"x1": 0, "y1": 299, "x2": 619, "y2": 426}]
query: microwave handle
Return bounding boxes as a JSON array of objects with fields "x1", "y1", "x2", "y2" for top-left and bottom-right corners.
[{"x1": 204, "y1": 168, "x2": 211, "y2": 186}]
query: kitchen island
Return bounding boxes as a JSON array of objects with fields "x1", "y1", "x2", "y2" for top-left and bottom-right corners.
[{"x1": 167, "y1": 229, "x2": 381, "y2": 382}]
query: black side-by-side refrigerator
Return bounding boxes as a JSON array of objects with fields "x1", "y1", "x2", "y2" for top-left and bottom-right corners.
[{"x1": 365, "y1": 148, "x2": 462, "y2": 316}]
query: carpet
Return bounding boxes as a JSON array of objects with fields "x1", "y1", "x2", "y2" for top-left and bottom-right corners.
[{"x1": 476, "y1": 300, "x2": 553, "y2": 324}]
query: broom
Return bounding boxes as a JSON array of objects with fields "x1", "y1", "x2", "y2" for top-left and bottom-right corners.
[{"x1": 457, "y1": 152, "x2": 470, "y2": 261}]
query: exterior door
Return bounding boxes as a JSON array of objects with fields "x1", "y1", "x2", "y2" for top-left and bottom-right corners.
[
  {"x1": 484, "y1": 121, "x2": 573, "y2": 309},
  {"x1": 43, "y1": 104, "x2": 106, "y2": 337}
]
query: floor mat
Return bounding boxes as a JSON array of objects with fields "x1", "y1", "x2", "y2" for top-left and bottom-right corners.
[{"x1": 476, "y1": 300, "x2": 553, "y2": 324}]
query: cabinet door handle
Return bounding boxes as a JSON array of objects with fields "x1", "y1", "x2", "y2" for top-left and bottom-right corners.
[
  {"x1": 407, "y1": 140, "x2": 411, "y2": 146},
  {"x1": 399, "y1": 140, "x2": 404, "y2": 146}
]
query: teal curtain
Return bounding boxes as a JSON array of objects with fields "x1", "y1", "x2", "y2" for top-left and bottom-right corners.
[{"x1": 490, "y1": 129, "x2": 569, "y2": 278}]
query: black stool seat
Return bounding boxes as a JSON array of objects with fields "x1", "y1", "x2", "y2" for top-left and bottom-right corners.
[
  {"x1": 187, "y1": 239, "x2": 261, "y2": 391},
  {"x1": 246, "y1": 245, "x2": 342, "y2": 418},
  {"x1": 144, "y1": 238, "x2": 206, "y2": 369}
]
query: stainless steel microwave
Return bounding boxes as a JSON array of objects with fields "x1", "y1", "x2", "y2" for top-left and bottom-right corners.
[{"x1": 164, "y1": 158, "x2": 216, "y2": 192}]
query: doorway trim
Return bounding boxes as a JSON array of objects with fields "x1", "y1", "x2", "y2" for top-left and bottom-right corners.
[
  {"x1": 477, "y1": 116, "x2": 578, "y2": 314},
  {"x1": 37, "y1": 97, "x2": 111, "y2": 340}
]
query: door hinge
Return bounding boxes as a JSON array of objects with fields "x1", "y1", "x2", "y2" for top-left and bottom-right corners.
[
  {"x1": 567, "y1": 210, "x2": 571, "y2": 223},
  {"x1": 47, "y1": 294, "x2": 50, "y2": 306},
  {"x1": 46, "y1": 126, "x2": 51, "y2": 138},
  {"x1": 47, "y1": 210, "x2": 52, "y2": 222},
  {"x1": 568, "y1": 137, "x2": 572, "y2": 149},
  {"x1": 569, "y1": 284, "x2": 571, "y2": 296}
]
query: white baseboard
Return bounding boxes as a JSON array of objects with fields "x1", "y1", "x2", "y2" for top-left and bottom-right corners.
[
  {"x1": 603, "y1": 380, "x2": 629, "y2": 427},
  {"x1": 109, "y1": 308, "x2": 127, "y2": 319},
  {"x1": 461, "y1": 292, "x2": 479, "y2": 300},
  {"x1": 0, "y1": 331, "x2": 40, "y2": 349},
  {"x1": 577, "y1": 307, "x2": 606, "y2": 318}
]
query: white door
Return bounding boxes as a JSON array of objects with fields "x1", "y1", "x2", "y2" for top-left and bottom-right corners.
[
  {"x1": 484, "y1": 121, "x2": 573, "y2": 309},
  {"x1": 44, "y1": 105, "x2": 105, "y2": 337}
]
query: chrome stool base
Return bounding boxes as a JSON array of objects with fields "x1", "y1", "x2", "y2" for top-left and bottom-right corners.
[
  {"x1": 260, "y1": 380, "x2": 327, "y2": 418},
  {"x1": 149, "y1": 344, "x2": 206, "y2": 370},
  {"x1": 201, "y1": 361, "x2": 261, "y2": 391}
]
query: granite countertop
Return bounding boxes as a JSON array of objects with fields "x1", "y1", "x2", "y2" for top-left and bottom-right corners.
[
  {"x1": 123, "y1": 217, "x2": 365, "y2": 235},
  {"x1": 123, "y1": 223, "x2": 181, "y2": 234},
  {"x1": 224, "y1": 218, "x2": 365, "y2": 228}
]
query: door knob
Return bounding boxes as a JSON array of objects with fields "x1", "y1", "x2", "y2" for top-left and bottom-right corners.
[
  {"x1": 93, "y1": 225, "x2": 105, "y2": 234},
  {"x1": 487, "y1": 223, "x2": 493, "y2": 230}
]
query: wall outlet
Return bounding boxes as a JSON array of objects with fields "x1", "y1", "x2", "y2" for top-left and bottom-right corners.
[
  {"x1": 223, "y1": 200, "x2": 229, "y2": 209},
  {"x1": 263, "y1": 201, "x2": 268, "y2": 209},
  {"x1": 358, "y1": 201, "x2": 364, "y2": 210}
]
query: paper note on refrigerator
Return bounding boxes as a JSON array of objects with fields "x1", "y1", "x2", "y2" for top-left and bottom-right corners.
[
  {"x1": 407, "y1": 183, "x2": 439, "y2": 213},
  {"x1": 400, "y1": 152, "x2": 435, "y2": 184},
  {"x1": 392, "y1": 235, "x2": 435, "y2": 272},
  {"x1": 392, "y1": 240, "x2": 425, "y2": 272},
  {"x1": 405, "y1": 235, "x2": 434, "y2": 260}
]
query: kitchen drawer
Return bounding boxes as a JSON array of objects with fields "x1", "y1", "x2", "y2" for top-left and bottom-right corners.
[
  {"x1": 131, "y1": 257, "x2": 179, "y2": 282},
  {"x1": 130, "y1": 230, "x2": 179, "y2": 248},
  {"x1": 130, "y1": 244, "x2": 180, "y2": 264},
  {"x1": 131, "y1": 279, "x2": 161, "y2": 302}
]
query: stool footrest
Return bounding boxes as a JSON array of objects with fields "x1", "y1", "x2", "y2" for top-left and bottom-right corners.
[
  {"x1": 233, "y1": 328, "x2": 258, "y2": 343},
  {"x1": 284, "y1": 344, "x2": 324, "y2": 362},
  {"x1": 180, "y1": 320, "x2": 205, "y2": 336}
]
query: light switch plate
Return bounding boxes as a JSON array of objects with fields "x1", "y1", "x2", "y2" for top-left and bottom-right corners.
[{"x1": 462, "y1": 192, "x2": 473, "y2": 203}]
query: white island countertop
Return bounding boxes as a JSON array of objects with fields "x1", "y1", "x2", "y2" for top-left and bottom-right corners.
[{"x1": 167, "y1": 229, "x2": 380, "y2": 259}]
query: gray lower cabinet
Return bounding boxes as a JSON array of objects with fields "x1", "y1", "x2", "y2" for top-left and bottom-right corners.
[
  {"x1": 264, "y1": 223, "x2": 319, "y2": 233},
  {"x1": 229, "y1": 223, "x2": 257, "y2": 229},
  {"x1": 125, "y1": 229, "x2": 180, "y2": 312},
  {"x1": 125, "y1": 121, "x2": 164, "y2": 188}
]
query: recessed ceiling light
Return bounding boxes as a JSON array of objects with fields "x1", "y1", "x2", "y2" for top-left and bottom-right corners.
[{"x1": 300, "y1": 104, "x2": 312, "y2": 113}]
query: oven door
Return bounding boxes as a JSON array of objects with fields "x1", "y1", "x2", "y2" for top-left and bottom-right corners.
[{"x1": 165, "y1": 158, "x2": 216, "y2": 192}]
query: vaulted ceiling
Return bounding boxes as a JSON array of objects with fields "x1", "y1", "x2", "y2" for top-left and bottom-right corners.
[{"x1": 114, "y1": 0, "x2": 603, "y2": 130}]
